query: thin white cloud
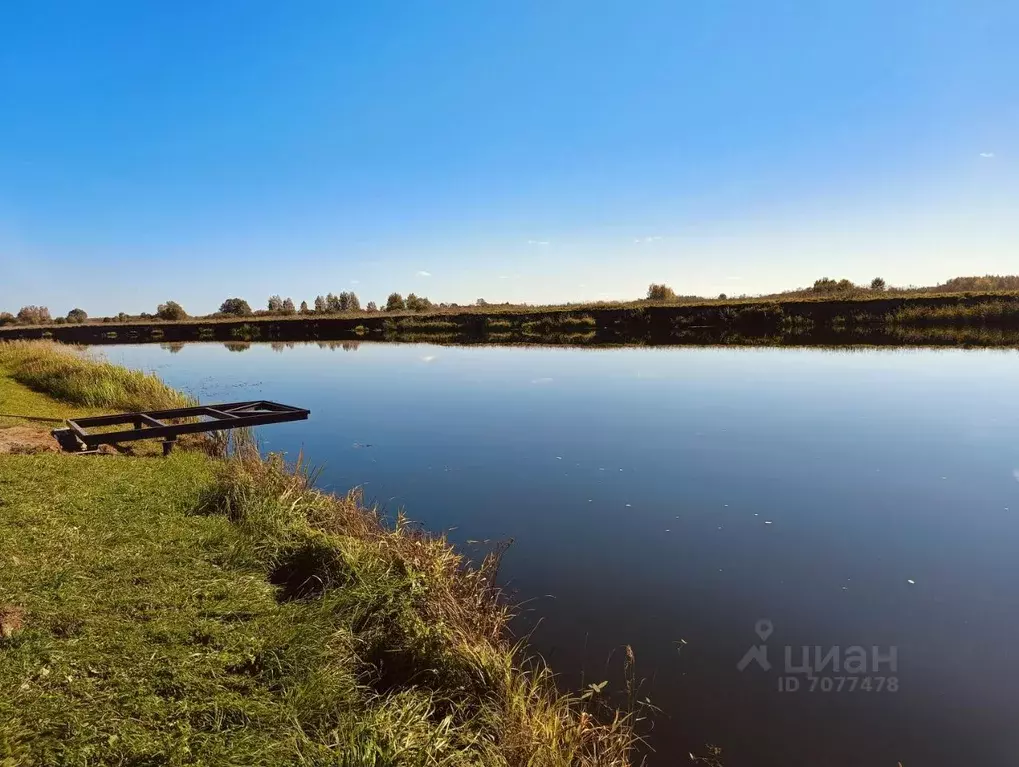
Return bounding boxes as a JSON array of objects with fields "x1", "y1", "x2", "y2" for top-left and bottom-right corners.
[
  {"x1": 725, "y1": 276, "x2": 743, "y2": 282},
  {"x1": 351, "y1": 279, "x2": 360, "y2": 284},
  {"x1": 980, "y1": 152, "x2": 995, "y2": 158},
  {"x1": 416, "y1": 270, "x2": 432, "y2": 277},
  {"x1": 531, "y1": 377, "x2": 553, "y2": 384},
  {"x1": 527, "y1": 240, "x2": 550, "y2": 246},
  {"x1": 498, "y1": 275, "x2": 510, "y2": 280},
  {"x1": 1013, "y1": 468, "x2": 1019, "y2": 483},
  {"x1": 633, "y1": 236, "x2": 663, "y2": 244}
]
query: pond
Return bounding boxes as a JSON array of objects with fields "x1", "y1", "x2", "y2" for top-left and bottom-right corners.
[{"x1": 105, "y1": 341, "x2": 1019, "y2": 767}]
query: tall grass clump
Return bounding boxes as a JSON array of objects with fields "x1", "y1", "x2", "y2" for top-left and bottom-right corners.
[
  {"x1": 521, "y1": 315, "x2": 597, "y2": 335},
  {"x1": 0, "y1": 340, "x2": 194, "y2": 412},
  {"x1": 201, "y1": 448, "x2": 641, "y2": 766},
  {"x1": 889, "y1": 300, "x2": 1019, "y2": 326},
  {"x1": 395, "y1": 318, "x2": 459, "y2": 331}
]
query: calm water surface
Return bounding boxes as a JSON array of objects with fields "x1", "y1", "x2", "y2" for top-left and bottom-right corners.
[{"x1": 107, "y1": 342, "x2": 1019, "y2": 767}]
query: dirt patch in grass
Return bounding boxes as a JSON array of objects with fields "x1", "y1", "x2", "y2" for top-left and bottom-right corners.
[
  {"x1": 0, "y1": 426, "x2": 58, "y2": 454},
  {"x1": 0, "y1": 605, "x2": 24, "y2": 638}
]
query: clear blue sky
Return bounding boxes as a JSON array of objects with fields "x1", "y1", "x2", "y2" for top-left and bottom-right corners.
[{"x1": 1, "y1": 0, "x2": 1015, "y2": 316}]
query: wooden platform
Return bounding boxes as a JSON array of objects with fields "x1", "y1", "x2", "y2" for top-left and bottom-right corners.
[{"x1": 53, "y1": 400, "x2": 310, "y2": 454}]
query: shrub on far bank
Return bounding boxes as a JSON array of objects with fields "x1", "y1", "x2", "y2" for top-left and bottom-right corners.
[
  {"x1": 16, "y1": 305, "x2": 51, "y2": 325},
  {"x1": 157, "y1": 301, "x2": 188, "y2": 321},
  {"x1": 219, "y1": 298, "x2": 253, "y2": 316},
  {"x1": 812, "y1": 278, "x2": 856, "y2": 294},
  {"x1": 646, "y1": 283, "x2": 677, "y2": 301},
  {"x1": 406, "y1": 293, "x2": 432, "y2": 311}
]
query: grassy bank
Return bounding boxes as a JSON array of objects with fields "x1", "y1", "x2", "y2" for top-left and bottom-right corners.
[
  {"x1": 0, "y1": 342, "x2": 638, "y2": 765},
  {"x1": 0, "y1": 340, "x2": 194, "y2": 413}
]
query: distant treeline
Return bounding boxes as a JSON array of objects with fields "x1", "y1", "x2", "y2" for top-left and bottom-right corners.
[
  {"x1": 4, "y1": 274, "x2": 1019, "y2": 327},
  {"x1": 0, "y1": 292, "x2": 467, "y2": 327}
]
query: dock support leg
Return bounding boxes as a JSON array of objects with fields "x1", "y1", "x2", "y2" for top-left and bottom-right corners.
[{"x1": 162, "y1": 438, "x2": 177, "y2": 457}]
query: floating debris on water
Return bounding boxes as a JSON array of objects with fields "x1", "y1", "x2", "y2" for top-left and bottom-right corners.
[
  {"x1": 907, "y1": 579, "x2": 916, "y2": 585},
  {"x1": 764, "y1": 520, "x2": 773, "y2": 525},
  {"x1": 625, "y1": 503, "x2": 632, "y2": 507}
]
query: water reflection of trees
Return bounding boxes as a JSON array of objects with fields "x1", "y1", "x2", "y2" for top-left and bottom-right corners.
[
  {"x1": 315, "y1": 341, "x2": 361, "y2": 352},
  {"x1": 216, "y1": 340, "x2": 361, "y2": 353},
  {"x1": 159, "y1": 342, "x2": 185, "y2": 354}
]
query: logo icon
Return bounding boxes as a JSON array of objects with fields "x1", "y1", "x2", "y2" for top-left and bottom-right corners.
[{"x1": 737, "y1": 619, "x2": 773, "y2": 671}]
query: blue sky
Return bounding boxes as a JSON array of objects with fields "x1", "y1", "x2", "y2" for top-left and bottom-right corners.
[{"x1": 1, "y1": 0, "x2": 1015, "y2": 316}]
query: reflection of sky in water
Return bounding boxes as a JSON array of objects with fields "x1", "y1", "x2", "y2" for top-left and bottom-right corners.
[{"x1": 106, "y1": 342, "x2": 1019, "y2": 767}]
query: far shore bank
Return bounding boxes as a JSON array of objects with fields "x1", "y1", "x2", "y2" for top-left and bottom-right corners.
[{"x1": 3, "y1": 292, "x2": 1019, "y2": 348}]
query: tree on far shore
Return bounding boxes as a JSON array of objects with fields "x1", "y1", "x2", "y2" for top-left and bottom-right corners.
[
  {"x1": 646, "y1": 284, "x2": 677, "y2": 301},
  {"x1": 812, "y1": 278, "x2": 856, "y2": 294},
  {"x1": 386, "y1": 293, "x2": 406, "y2": 311},
  {"x1": 219, "y1": 298, "x2": 252, "y2": 316},
  {"x1": 406, "y1": 293, "x2": 432, "y2": 312},
  {"x1": 66, "y1": 308, "x2": 88, "y2": 323},
  {"x1": 17, "y1": 306, "x2": 51, "y2": 324},
  {"x1": 157, "y1": 301, "x2": 187, "y2": 321}
]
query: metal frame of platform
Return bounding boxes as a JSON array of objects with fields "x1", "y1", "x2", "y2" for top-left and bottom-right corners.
[{"x1": 55, "y1": 400, "x2": 310, "y2": 454}]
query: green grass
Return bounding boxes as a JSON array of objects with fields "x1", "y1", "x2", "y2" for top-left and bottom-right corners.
[
  {"x1": 0, "y1": 344, "x2": 639, "y2": 766},
  {"x1": 0, "y1": 452, "x2": 314, "y2": 765},
  {"x1": 0, "y1": 366, "x2": 99, "y2": 429},
  {"x1": 0, "y1": 340, "x2": 194, "y2": 413}
]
